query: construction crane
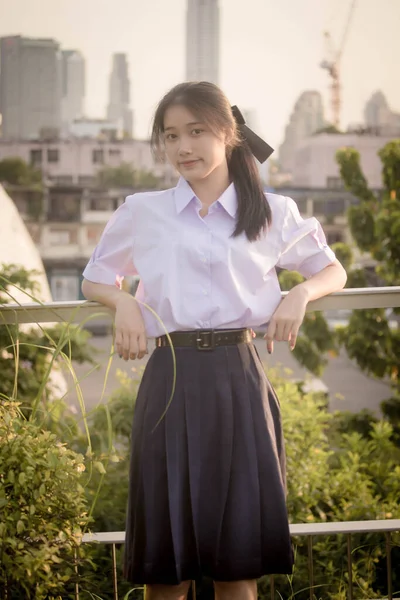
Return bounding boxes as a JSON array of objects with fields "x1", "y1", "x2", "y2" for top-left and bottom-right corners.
[{"x1": 320, "y1": 0, "x2": 357, "y2": 129}]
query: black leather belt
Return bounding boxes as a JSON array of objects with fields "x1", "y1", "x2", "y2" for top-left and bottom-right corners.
[{"x1": 155, "y1": 328, "x2": 252, "y2": 351}]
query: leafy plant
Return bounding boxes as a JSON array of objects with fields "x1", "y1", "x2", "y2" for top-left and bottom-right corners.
[
  {"x1": 0, "y1": 401, "x2": 90, "y2": 599},
  {"x1": 336, "y1": 140, "x2": 400, "y2": 442}
]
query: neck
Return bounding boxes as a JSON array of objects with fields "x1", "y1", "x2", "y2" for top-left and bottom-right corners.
[{"x1": 189, "y1": 162, "x2": 230, "y2": 207}]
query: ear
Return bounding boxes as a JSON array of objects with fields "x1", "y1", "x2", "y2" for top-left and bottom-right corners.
[{"x1": 223, "y1": 125, "x2": 235, "y2": 147}]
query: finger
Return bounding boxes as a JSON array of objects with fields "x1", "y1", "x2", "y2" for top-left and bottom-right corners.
[
  {"x1": 122, "y1": 332, "x2": 131, "y2": 361},
  {"x1": 289, "y1": 333, "x2": 296, "y2": 351},
  {"x1": 251, "y1": 329, "x2": 256, "y2": 339},
  {"x1": 129, "y1": 334, "x2": 139, "y2": 360},
  {"x1": 289, "y1": 324, "x2": 301, "y2": 350},
  {"x1": 115, "y1": 330, "x2": 123, "y2": 357},
  {"x1": 282, "y1": 321, "x2": 293, "y2": 342},
  {"x1": 273, "y1": 320, "x2": 286, "y2": 342},
  {"x1": 137, "y1": 332, "x2": 148, "y2": 359},
  {"x1": 264, "y1": 321, "x2": 276, "y2": 354}
]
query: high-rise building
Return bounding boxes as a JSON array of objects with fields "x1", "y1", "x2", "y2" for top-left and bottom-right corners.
[
  {"x1": 186, "y1": 0, "x2": 220, "y2": 83},
  {"x1": 106, "y1": 53, "x2": 133, "y2": 138},
  {"x1": 364, "y1": 91, "x2": 400, "y2": 136},
  {"x1": 61, "y1": 50, "x2": 85, "y2": 136},
  {"x1": 0, "y1": 35, "x2": 61, "y2": 140},
  {"x1": 278, "y1": 91, "x2": 325, "y2": 175}
]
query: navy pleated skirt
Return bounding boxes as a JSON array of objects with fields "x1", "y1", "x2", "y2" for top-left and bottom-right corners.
[{"x1": 123, "y1": 338, "x2": 294, "y2": 585}]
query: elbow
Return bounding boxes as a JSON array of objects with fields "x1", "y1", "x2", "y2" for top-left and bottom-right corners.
[
  {"x1": 332, "y1": 259, "x2": 347, "y2": 290},
  {"x1": 81, "y1": 278, "x2": 94, "y2": 300},
  {"x1": 342, "y1": 266, "x2": 348, "y2": 289}
]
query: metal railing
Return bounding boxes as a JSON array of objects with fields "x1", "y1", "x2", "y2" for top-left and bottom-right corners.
[
  {"x1": 1, "y1": 286, "x2": 400, "y2": 326},
  {"x1": 1, "y1": 287, "x2": 400, "y2": 599},
  {"x1": 81, "y1": 520, "x2": 400, "y2": 600}
]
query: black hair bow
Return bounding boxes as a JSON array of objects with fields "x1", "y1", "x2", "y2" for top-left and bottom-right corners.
[{"x1": 231, "y1": 105, "x2": 274, "y2": 164}]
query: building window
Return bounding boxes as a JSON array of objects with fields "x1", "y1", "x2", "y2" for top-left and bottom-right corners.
[
  {"x1": 92, "y1": 149, "x2": 104, "y2": 164},
  {"x1": 48, "y1": 196, "x2": 81, "y2": 221},
  {"x1": 326, "y1": 198, "x2": 345, "y2": 215},
  {"x1": 87, "y1": 226, "x2": 102, "y2": 243},
  {"x1": 47, "y1": 148, "x2": 59, "y2": 163},
  {"x1": 109, "y1": 148, "x2": 121, "y2": 158},
  {"x1": 78, "y1": 175, "x2": 96, "y2": 187},
  {"x1": 30, "y1": 149, "x2": 42, "y2": 165},
  {"x1": 326, "y1": 177, "x2": 344, "y2": 190},
  {"x1": 50, "y1": 272, "x2": 80, "y2": 301},
  {"x1": 89, "y1": 198, "x2": 110, "y2": 211},
  {"x1": 48, "y1": 229, "x2": 71, "y2": 245},
  {"x1": 295, "y1": 198, "x2": 307, "y2": 214},
  {"x1": 54, "y1": 175, "x2": 73, "y2": 185}
]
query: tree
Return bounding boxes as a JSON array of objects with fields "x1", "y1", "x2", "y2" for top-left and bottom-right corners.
[
  {"x1": 314, "y1": 125, "x2": 343, "y2": 135},
  {"x1": 336, "y1": 140, "x2": 400, "y2": 441},
  {"x1": 0, "y1": 157, "x2": 42, "y2": 186},
  {"x1": 96, "y1": 162, "x2": 161, "y2": 190}
]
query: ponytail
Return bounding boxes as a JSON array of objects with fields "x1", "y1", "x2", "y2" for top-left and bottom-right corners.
[{"x1": 228, "y1": 142, "x2": 272, "y2": 242}]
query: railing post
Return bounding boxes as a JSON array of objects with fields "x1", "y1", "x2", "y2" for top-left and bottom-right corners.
[
  {"x1": 347, "y1": 533, "x2": 353, "y2": 600},
  {"x1": 385, "y1": 531, "x2": 392, "y2": 600},
  {"x1": 74, "y1": 547, "x2": 80, "y2": 600},
  {"x1": 307, "y1": 536, "x2": 314, "y2": 600},
  {"x1": 112, "y1": 543, "x2": 118, "y2": 600}
]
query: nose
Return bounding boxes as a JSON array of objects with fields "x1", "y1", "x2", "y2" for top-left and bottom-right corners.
[{"x1": 177, "y1": 136, "x2": 193, "y2": 156}]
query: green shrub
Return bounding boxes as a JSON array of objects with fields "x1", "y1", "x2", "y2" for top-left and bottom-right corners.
[{"x1": 0, "y1": 401, "x2": 90, "y2": 599}]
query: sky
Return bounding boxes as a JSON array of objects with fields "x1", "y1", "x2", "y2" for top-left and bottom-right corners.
[{"x1": 0, "y1": 0, "x2": 399, "y2": 148}]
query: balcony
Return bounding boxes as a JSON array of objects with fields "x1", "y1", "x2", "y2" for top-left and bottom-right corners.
[{"x1": 1, "y1": 287, "x2": 400, "y2": 599}]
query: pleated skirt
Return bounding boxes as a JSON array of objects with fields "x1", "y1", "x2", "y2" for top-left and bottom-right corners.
[{"x1": 123, "y1": 338, "x2": 294, "y2": 585}]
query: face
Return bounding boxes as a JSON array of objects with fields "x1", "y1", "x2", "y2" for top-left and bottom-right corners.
[{"x1": 163, "y1": 104, "x2": 228, "y2": 183}]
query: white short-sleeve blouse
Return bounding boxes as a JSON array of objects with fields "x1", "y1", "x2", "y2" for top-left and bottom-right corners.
[{"x1": 83, "y1": 177, "x2": 335, "y2": 337}]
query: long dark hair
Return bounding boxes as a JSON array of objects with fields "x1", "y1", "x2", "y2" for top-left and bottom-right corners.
[{"x1": 151, "y1": 81, "x2": 272, "y2": 242}]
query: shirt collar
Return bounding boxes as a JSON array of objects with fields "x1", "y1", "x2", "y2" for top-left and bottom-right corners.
[{"x1": 174, "y1": 177, "x2": 238, "y2": 217}]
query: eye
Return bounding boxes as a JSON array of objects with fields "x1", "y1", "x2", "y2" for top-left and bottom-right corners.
[
  {"x1": 191, "y1": 128, "x2": 204, "y2": 136},
  {"x1": 165, "y1": 133, "x2": 177, "y2": 141}
]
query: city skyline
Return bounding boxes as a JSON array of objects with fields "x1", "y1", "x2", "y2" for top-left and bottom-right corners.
[{"x1": 0, "y1": 0, "x2": 399, "y2": 147}]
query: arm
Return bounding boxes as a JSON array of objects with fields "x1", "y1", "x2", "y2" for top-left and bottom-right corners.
[
  {"x1": 265, "y1": 196, "x2": 347, "y2": 352},
  {"x1": 291, "y1": 259, "x2": 347, "y2": 303},
  {"x1": 265, "y1": 260, "x2": 346, "y2": 353},
  {"x1": 82, "y1": 280, "x2": 147, "y2": 360},
  {"x1": 81, "y1": 199, "x2": 147, "y2": 360},
  {"x1": 81, "y1": 279, "x2": 132, "y2": 309}
]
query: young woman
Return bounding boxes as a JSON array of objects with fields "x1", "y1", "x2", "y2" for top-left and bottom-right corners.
[{"x1": 82, "y1": 81, "x2": 347, "y2": 600}]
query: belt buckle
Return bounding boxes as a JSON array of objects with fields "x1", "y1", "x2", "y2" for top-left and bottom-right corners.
[{"x1": 196, "y1": 329, "x2": 215, "y2": 351}]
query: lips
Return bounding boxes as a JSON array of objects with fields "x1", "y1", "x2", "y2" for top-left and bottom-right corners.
[{"x1": 179, "y1": 159, "x2": 200, "y2": 168}]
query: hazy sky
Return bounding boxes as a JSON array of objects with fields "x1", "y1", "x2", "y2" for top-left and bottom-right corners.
[{"x1": 0, "y1": 0, "x2": 399, "y2": 147}]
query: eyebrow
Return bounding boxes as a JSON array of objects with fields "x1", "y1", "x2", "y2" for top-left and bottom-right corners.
[{"x1": 164, "y1": 121, "x2": 204, "y2": 132}]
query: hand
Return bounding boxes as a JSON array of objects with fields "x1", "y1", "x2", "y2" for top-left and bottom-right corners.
[
  {"x1": 264, "y1": 286, "x2": 309, "y2": 354},
  {"x1": 114, "y1": 295, "x2": 148, "y2": 361}
]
